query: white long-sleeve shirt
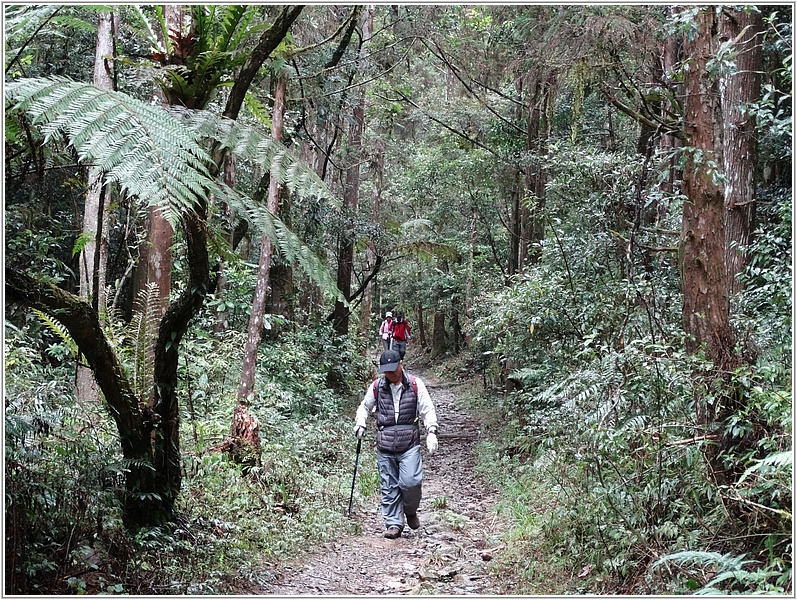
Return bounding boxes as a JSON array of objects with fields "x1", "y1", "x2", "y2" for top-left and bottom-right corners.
[{"x1": 355, "y1": 374, "x2": 438, "y2": 432}]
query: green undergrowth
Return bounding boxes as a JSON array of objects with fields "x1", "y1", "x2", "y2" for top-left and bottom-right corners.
[
  {"x1": 5, "y1": 318, "x2": 377, "y2": 594},
  {"x1": 465, "y1": 346, "x2": 791, "y2": 595}
]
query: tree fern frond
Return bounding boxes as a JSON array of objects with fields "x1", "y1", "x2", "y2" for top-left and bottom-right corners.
[
  {"x1": 4, "y1": 5, "x2": 61, "y2": 40},
  {"x1": 33, "y1": 309, "x2": 78, "y2": 358},
  {"x1": 51, "y1": 12, "x2": 98, "y2": 34},
  {"x1": 221, "y1": 186, "x2": 344, "y2": 303},
  {"x1": 653, "y1": 550, "x2": 753, "y2": 572},
  {"x1": 6, "y1": 77, "x2": 214, "y2": 224},
  {"x1": 168, "y1": 106, "x2": 340, "y2": 209}
]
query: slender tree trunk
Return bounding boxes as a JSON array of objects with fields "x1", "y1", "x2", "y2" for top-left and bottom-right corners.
[
  {"x1": 358, "y1": 139, "x2": 385, "y2": 341},
  {"x1": 464, "y1": 209, "x2": 476, "y2": 346},
  {"x1": 266, "y1": 184, "x2": 294, "y2": 339},
  {"x1": 526, "y1": 69, "x2": 555, "y2": 265},
  {"x1": 720, "y1": 8, "x2": 763, "y2": 296},
  {"x1": 77, "y1": 9, "x2": 115, "y2": 404},
  {"x1": 416, "y1": 302, "x2": 428, "y2": 349},
  {"x1": 238, "y1": 74, "x2": 287, "y2": 402},
  {"x1": 214, "y1": 154, "x2": 237, "y2": 334},
  {"x1": 333, "y1": 7, "x2": 373, "y2": 335}
]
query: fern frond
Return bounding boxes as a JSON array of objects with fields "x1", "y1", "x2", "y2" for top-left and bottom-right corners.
[
  {"x1": 653, "y1": 550, "x2": 753, "y2": 572},
  {"x1": 51, "y1": 12, "x2": 98, "y2": 34},
  {"x1": 737, "y1": 450, "x2": 793, "y2": 484},
  {"x1": 168, "y1": 106, "x2": 339, "y2": 209},
  {"x1": 123, "y1": 5, "x2": 164, "y2": 53},
  {"x1": 4, "y1": 5, "x2": 60, "y2": 39},
  {"x1": 33, "y1": 309, "x2": 78, "y2": 358},
  {"x1": 6, "y1": 77, "x2": 214, "y2": 223},
  {"x1": 221, "y1": 186, "x2": 344, "y2": 303},
  {"x1": 130, "y1": 283, "x2": 160, "y2": 398}
]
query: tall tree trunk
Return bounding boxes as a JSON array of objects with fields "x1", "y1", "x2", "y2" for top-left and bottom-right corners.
[
  {"x1": 464, "y1": 209, "x2": 476, "y2": 346},
  {"x1": 132, "y1": 4, "x2": 181, "y2": 401},
  {"x1": 526, "y1": 69, "x2": 555, "y2": 266},
  {"x1": 333, "y1": 7, "x2": 373, "y2": 335},
  {"x1": 238, "y1": 74, "x2": 287, "y2": 402},
  {"x1": 266, "y1": 185, "x2": 294, "y2": 338},
  {"x1": 358, "y1": 139, "x2": 385, "y2": 342},
  {"x1": 214, "y1": 154, "x2": 237, "y2": 334},
  {"x1": 416, "y1": 302, "x2": 428, "y2": 349},
  {"x1": 77, "y1": 8, "x2": 115, "y2": 404},
  {"x1": 681, "y1": 8, "x2": 735, "y2": 370},
  {"x1": 680, "y1": 10, "x2": 743, "y2": 490},
  {"x1": 720, "y1": 8, "x2": 763, "y2": 296},
  {"x1": 430, "y1": 310, "x2": 448, "y2": 359}
]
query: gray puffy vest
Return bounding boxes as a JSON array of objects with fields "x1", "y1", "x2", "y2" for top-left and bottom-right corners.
[{"x1": 374, "y1": 374, "x2": 420, "y2": 453}]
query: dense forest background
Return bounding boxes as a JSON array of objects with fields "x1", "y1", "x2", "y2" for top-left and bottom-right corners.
[{"x1": 4, "y1": 4, "x2": 792, "y2": 595}]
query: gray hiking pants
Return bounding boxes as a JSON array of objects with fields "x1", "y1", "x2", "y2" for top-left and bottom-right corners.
[
  {"x1": 376, "y1": 444, "x2": 423, "y2": 530},
  {"x1": 392, "y1": 339, "x2": 407, "y2": 360}
]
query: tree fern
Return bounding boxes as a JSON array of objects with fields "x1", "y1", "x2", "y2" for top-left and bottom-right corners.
[
  {"x1": 6, "y1": 77, "x2": 343, "y2": 300},
  {"x1": 170, "y1": 105, "x2": 338, "y2": 208},
  {"x1": 6, "y1": 77, "x2": 212, "y2": 222}
]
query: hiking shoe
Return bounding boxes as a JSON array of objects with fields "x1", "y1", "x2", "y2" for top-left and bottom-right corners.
[
  {"x1": 406, "y1": 513, "x2": 421, "y2": 530},
  {"x1": 384, "y1": 526, "x2": 402, "y2": 539}
]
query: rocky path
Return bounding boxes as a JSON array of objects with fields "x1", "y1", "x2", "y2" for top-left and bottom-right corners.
[{"x1": 256, "y1": 368, "x2": 516, "y2": 595}]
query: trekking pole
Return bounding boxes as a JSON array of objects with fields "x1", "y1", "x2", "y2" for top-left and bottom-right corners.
[
  {"x1": 389, "y1": 336, "x2": 393, "y2": 351},
  {"x1": 347, "y1": 437, "x2": 362, "y2": 517}
]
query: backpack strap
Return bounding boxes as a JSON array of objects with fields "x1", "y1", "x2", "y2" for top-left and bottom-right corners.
[{"x1": 374, "y1": 375, "x2": 417, "y2": 397}]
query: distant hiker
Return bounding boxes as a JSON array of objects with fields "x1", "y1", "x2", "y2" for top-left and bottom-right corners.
[
  {"x1": 378, "y1": 311, "x2": 394, "y2": 351},
  {"x1": 353, "y1": 349, "x2": 438, "y2": 539},
  {"x1": 390, "y1": 311, "x2": 411, "y2": 360}
]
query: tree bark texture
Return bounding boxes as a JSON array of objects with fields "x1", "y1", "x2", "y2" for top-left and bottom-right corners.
[
  {"x1": 77, "y1": 9, "x2": 115, "y2": 405},
  {"x1": 238, "y1": 74, "x2": 287, "y2": 401},
  {"x1": 680, "y1": 7, "x2": 738, "y2": 410},
  {"x1": 431, "y1": 310, "x2": 448, "y2": 359},
  {"x1": 719, "y1": 7, "x2": 763, "y2": 296}
]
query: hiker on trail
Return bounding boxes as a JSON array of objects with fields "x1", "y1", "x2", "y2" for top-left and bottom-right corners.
[
  {"x1": 353, "y1": 349, "x2": 438, "y2": 539},
  {"x1": 378, "y1": 311, "x2": 394, "y2": 351},
  {"x1": 390, "y1": 311, "x2": 411, "y2": 360}
]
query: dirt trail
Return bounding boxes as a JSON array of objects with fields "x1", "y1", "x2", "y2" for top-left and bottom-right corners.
[{"x1": 256, "y1": 367, "x2": 516, "y2": 595}]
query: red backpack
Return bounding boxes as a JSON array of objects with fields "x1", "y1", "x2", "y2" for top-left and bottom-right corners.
[{"x1": 391, "y1": 320, "x2": 409, "y2": 341}]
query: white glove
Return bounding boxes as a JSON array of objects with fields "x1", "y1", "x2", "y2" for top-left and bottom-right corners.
[
  {"x1": 354, "y1": 425, "x2": 365, "y2": 439},
  {"x1": 426, "y1": 432, "x2": 438, "y2": 454}
]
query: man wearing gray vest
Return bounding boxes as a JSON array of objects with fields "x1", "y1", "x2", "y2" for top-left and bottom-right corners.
[{"x1": 353, "y1": 349, "x2": 439, "y2": 539}]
